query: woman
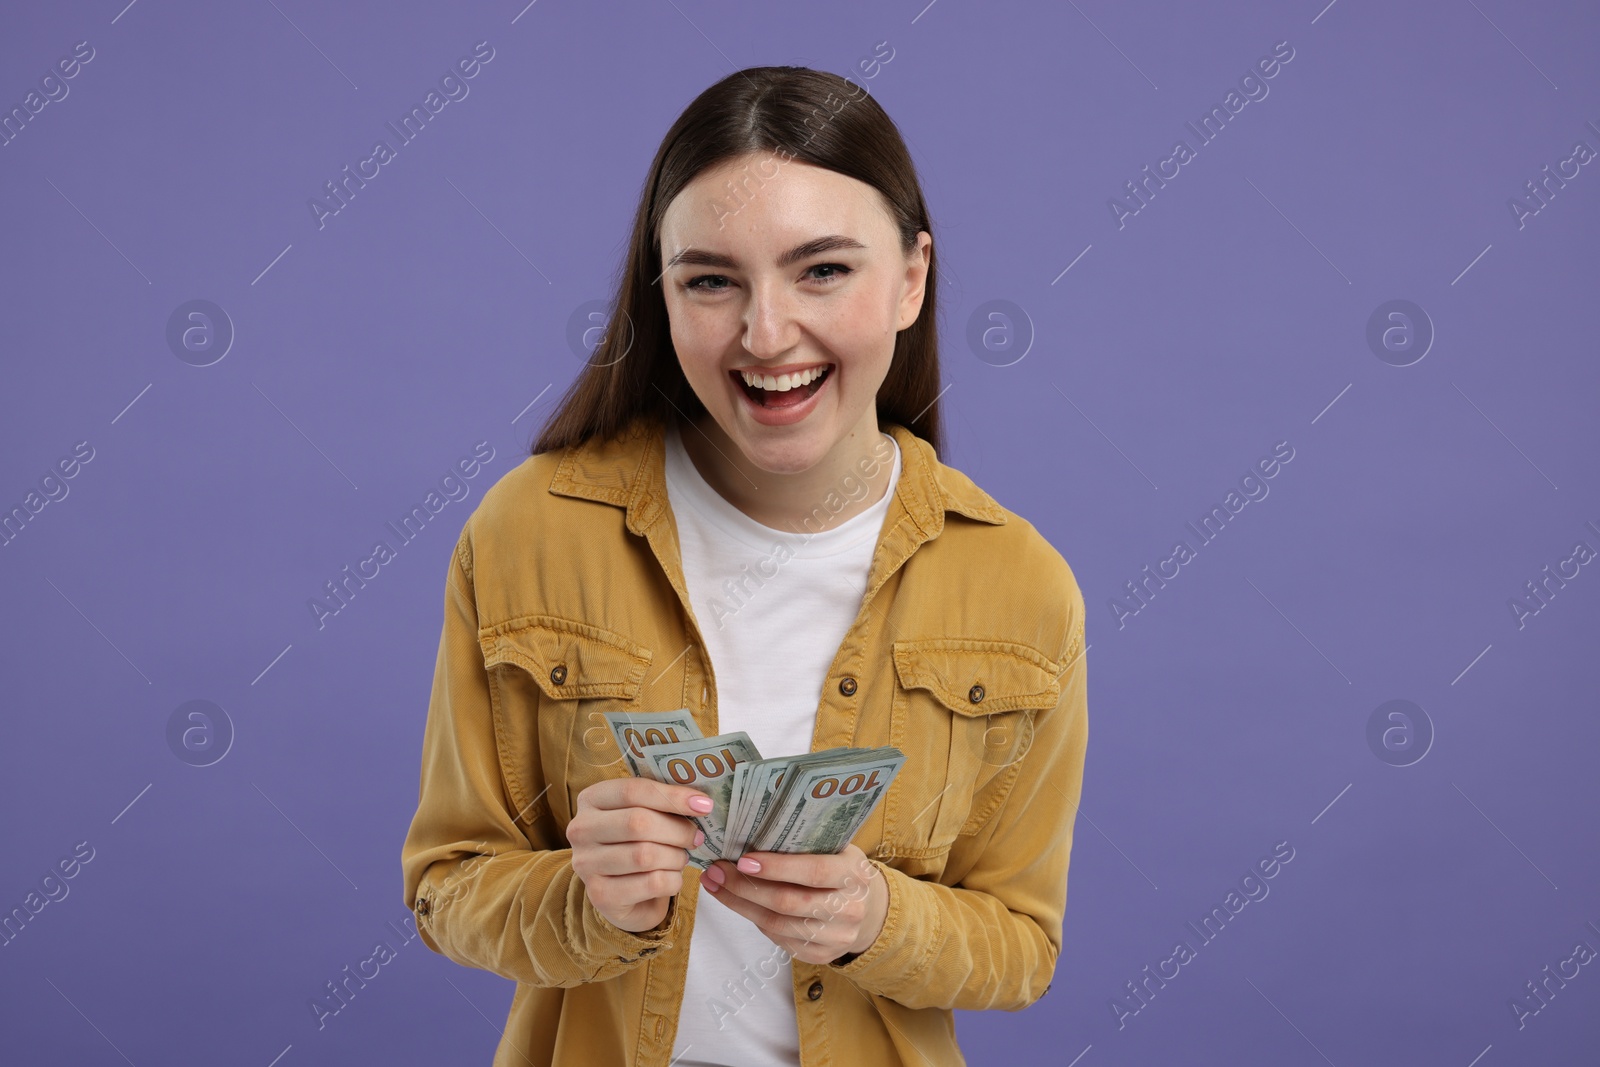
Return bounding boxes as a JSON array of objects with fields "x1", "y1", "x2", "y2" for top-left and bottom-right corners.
[{"x1": 402, "y1": 66, "x2": 1088, "y2": 1067}]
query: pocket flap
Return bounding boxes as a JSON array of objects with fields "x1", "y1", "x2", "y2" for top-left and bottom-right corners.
[
  {"x1": 479, "y1": 615, "x2": 652, "y2": 701},
  {"x1": 891, "y1": 638, "x2": 1060, "y2": 716}
]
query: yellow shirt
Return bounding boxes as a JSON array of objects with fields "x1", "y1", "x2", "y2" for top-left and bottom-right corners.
[{"x1": 401, "y1": 411, "x2": 1089, "y2": 1066}]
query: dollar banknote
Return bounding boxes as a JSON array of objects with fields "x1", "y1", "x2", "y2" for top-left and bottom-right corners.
[
  {"x1": 723, "y1": 748, "x2": 853, "y2": 860},
  {"x1": 601, "y1": 710, "x2": 723, "y2": 867},
  {"x1": 747, "y1": 748, "x2": 907, "y2": 856},
  {"x1": 601, "y1": 709, "x2": 704, "y2": 778},
  {"x1": 722, "y1": 759, "x2": 776, "y2": 862},
  {"x1": 640, "y1": 732, "x2": 763, "y2": 869}
]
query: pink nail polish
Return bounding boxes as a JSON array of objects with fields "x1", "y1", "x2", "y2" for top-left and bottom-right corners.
[{"x1": 737, "y1": 857, "x2": 761, "y2": 874}]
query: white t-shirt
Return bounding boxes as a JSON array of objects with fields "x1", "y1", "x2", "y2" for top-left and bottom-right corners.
[{"x1": 661, "y1": 415, "x2": 902, "y2": 1067}]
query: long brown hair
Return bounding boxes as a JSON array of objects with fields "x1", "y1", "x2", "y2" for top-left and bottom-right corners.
[{"x1": 531, "y1": 65, "x2": 944, "y2": 457}]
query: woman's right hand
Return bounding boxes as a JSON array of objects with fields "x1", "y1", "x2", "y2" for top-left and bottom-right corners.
[{"x1": 568, "y1": 777, "x2": 714, "y2": 933}]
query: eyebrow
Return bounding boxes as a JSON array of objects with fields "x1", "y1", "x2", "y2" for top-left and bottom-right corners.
[{"x1": 663, "y1": 234, "x2": 868, "y2": 271}]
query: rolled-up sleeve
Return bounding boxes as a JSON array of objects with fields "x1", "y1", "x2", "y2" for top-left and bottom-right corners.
[
  {"x1": 401, "y1": 520, "x2": 679, "y2": 986},
  {"x1": 831, "y1": 579, "x2": 1088, "y2": 1011}
]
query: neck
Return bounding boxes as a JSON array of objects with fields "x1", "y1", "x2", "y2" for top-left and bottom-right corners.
[{"x1": 676, "y1": 413, "x2": 894, "y2": 533}]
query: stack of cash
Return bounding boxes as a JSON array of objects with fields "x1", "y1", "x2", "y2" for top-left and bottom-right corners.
[{"x1": 602, "y1": 710, "x2": 905, "y2": 871}]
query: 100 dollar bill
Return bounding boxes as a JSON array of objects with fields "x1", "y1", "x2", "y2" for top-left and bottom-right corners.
[
  {"x1": 601, "y1": 710, "x2": 725, "y2": 868},
  {"x1": 601, "y1": 709, "x2": 704, "y2": 778},
  {"x1": 640, "y1": 732, "x2": 762, "y2": 869},
  {"x1": 724, "y1": 747, "x2": 854, "y2": 860},
  {"x1": 749, "y1": 748, "x2": 907, "y2": 856}
]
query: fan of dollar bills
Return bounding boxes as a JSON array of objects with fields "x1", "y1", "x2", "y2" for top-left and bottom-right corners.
[{"x1": 603, "y1": 710, "x2": 906, "y2": 871}]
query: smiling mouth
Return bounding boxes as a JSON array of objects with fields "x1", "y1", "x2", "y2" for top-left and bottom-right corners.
[{"x1": 731, "y1": 365, "x2": 832, "y2": 407}]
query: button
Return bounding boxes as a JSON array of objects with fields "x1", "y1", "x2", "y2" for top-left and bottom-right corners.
[
  {"x1": 807, "y1": 980, "x2": 823, "y2": 1001},
  {"x1": 638, "y1": 946, "x2": 658, "y2": 956},
  {"x1": 838, "y1": 676, "x2": 857, "y2": 696},
  {"x1": 414, "y1": 896, "x2": 430, "y2": 917},
  {"x1": 550, "y1": 664, "x2": 567, "y2": 685},
  {"x1": 968, "y1": 683, "x2": 985, "y2": 704}
]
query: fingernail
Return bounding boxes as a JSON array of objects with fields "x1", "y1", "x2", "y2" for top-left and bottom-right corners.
[
  {"x1": 693, "y1": 829, "x2": 706, "y2": 848},
  {"x1": 688, "y1": 795, "x2": 714, "y2": 813},
  {"x1": 699, "y1": 871, "x2": 720, "y2": 893},
  {"x1": 705, "y1": 864, "x2": 725, "y2": 885},
  {"x1": 737, "y1": 857, "x2": 761, "y2": 874}
]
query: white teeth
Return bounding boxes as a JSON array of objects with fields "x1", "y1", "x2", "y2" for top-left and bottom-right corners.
[{"x1": 739, "y1": 366, "x2": 827, "y2": 391}]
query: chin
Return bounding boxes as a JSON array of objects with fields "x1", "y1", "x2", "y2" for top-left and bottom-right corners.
[{"x1": 736, "y1": 433, "x2": 831, "y2": 475}]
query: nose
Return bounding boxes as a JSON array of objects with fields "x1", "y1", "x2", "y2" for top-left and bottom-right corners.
[{"x1": 740, "y1": 279, "x2": 802, "y2": 361}]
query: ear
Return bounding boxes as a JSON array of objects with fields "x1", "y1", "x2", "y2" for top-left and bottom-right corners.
[{"x1": 896, "y1": 231, "x2": 932, "y2": 331}]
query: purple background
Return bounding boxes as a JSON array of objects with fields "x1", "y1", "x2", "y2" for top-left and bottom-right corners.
[{"x1": 3, "y1": 1, "x2": 1597, "y2": 1064}]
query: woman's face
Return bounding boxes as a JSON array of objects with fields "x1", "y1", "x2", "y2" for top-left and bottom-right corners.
[{"x1": 658, "y1": 151, "x2": 931, "y2": 476}]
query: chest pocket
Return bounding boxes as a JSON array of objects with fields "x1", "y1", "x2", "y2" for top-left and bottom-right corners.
[
  {"x1": 479, "y1": 616, "x2": 653, "y2": 834},
  {"x1": 882, "y1": 637, "x2": 1060, "y2": 866}
]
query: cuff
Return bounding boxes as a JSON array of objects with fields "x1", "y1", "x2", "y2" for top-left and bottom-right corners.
[
  {"x1": 580, "y1": 889, "x2": 680, "y2": 964},
  {"x1": 827, "y1": 860, "x2": 937, "y2": 987}
]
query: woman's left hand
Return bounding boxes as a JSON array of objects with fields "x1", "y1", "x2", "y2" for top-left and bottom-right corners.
[{"x1": 698, "y1": 844, "x2": 888, "y2": 965}]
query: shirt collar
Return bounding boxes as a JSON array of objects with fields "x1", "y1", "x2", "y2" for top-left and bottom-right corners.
[{"x1": 546, "y1": 411, "x2": 1008, "y2": 540}]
